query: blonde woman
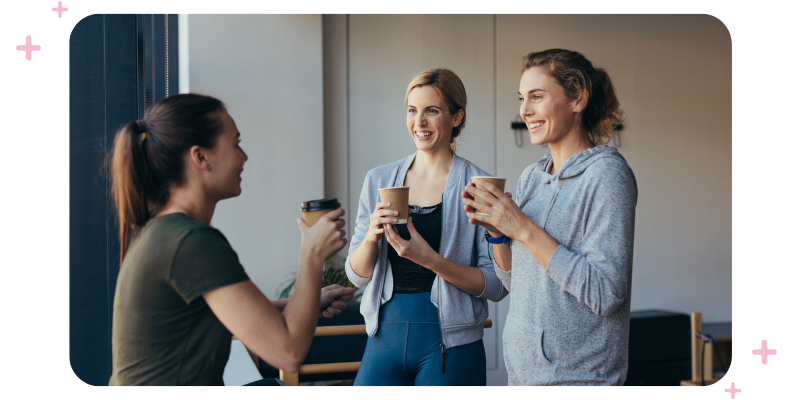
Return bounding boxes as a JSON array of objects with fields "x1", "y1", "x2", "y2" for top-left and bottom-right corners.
[{"x1": 345, "y1": 68, "x2": 507, "y2": 385}]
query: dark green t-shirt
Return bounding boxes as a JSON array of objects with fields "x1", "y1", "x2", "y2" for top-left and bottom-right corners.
[{"x1": 109, "y1": 213, "x2": 250, "y2": 385}]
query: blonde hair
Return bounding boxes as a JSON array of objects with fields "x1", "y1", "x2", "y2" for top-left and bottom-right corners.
[
  {"x1": 521, "y1": 49, "x2": 623, "y2": 146},
  {"x1": 405, "y1": 68, "x2": 467, "y2": 151}
]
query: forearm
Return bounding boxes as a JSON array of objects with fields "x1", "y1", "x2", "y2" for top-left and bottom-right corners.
[
  {"x1": 490, "y1": 232, "x2": 513, "y2": 271},
  {"x1": 281, "y1": 252, "x2": 324, "y2": 363},
  {"x1": 425, "y1": 255, "x2": 485, "y2": 296},
  {"x1": 516, "y1": 220, "x2": 559, "y2": 269},
  {"x1": 349, "y1": 239, "x2": 378, "y2": 278}
]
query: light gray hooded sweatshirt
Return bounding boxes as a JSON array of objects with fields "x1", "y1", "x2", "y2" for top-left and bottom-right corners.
[
  {"x1": 496, "y1": 145, "x2": 637, "y2": 386},
  {"x1": 345, "y1": 152, "x2": 508, "y2": 349}
]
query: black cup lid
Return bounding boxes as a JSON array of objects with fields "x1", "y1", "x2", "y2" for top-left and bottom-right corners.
[{"x1": 301, "y1": 198, "x2": 340, "y2": 212}]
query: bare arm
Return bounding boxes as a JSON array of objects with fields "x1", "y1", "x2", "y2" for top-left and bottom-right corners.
[
  {"x1": 423, "y1": 255, "x2": 485, "y2": 296},
  {"x1": 349, "y1": 201, "x2": 398, "y2": 279},
  {"x1": 462, "y1": 183, "x2": 516, "y2": 271},
  {"x1": 383, "y1": 220, "x2": 484, "y2": 296},
  {"x1": 204, "y1": 209, "x2": 347, "y2": 373}
]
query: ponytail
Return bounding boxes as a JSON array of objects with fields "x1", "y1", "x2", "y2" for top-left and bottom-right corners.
[
  {"x1": 109, "y1": 93, "x2": 227, "y2": 264},
  {"x1": 111, "y1": 121, "x2": 151, "y2": 262},
  {"x1": 581, "y1": 67, "x2": 623, "y2": 145}
]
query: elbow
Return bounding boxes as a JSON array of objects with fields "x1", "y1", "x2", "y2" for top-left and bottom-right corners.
[
  {"x1": 280, "y1": 362, "x2": 301, "y2": 375},
  {"x1": 596, "y1": 295, "x2": 626, "y2": 317},
  {"x1": 279, "y1": 349, "x2": 306, "y2": 374}
]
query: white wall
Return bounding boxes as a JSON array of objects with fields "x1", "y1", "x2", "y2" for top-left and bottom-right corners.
[
  {"x1": 328, "y1": 14, "x2": 731, "y2": 385},
  {"x1": 183, "y1": 14, "x2": 731, "y2": 385},
  {"x1": 494, "y1": 15, "x2": 732, "y2": 323},
  {"x1": 187, "y1": 14, "x2": 325, "y2": 298}
]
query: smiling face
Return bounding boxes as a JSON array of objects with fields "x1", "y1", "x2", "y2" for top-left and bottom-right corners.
[
  {"x1": 518, "y1": 67, "x2": 585, "y2": 147},
  {"x1": 205, "y1": 110, "x2": 248, "y2": 200},
  {"x1": 406, "y1": 85, "x2": 462, "y2": 153}
]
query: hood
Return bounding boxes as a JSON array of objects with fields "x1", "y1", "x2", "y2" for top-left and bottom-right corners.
[{"x1": 537, "y1": 145, "x2": 629, "y2": 180}]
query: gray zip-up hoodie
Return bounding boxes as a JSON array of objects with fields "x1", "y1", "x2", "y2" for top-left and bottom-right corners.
[
  {"x1": 496, "y1": 145, "x2": 637, "y2": 386},
  {"x1": 345, "y1": 152, "x2": 508, "y2": 349}
]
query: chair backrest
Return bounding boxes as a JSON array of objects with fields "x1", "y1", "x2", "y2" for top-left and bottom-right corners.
[{"x1": 259, "y1": 301, "x2": 369, "y2": 384}]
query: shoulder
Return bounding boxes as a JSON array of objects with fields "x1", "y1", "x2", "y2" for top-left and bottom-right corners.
[
  {"x1": 583, "y1": 155, "x2": 636, "y2": 186},
  {"x1": 363, "y1": 155, "x2": 412, "y2": 183},
  {"x1": 146, "y1": 214, "x2": 233, "y2": 255},
  {"x1": 516, "y1": 155, "x2": 549, "y2": 193},
  {"x1": 458, "y1": 156, "x2": 492, "y2": 181},
  {"x1": 582, "y1": 155, "x2": 638, "y2": 202}
]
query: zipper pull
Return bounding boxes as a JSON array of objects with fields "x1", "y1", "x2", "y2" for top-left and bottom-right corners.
[{"x1": 440, "y1": 343, "x2": 447, "y2": 373}]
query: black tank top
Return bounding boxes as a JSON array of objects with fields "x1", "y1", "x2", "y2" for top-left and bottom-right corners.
[{"x1": 388, "y1": 202, "x2": 442, "y2": 293}]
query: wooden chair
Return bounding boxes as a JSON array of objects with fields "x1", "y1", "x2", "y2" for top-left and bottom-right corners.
[
  {"x1": 679, "y1": 312, "x2": 719, "y2": 386},
  {"x1": 238, "y1": 319, "x2": 492, "y2": 386}
]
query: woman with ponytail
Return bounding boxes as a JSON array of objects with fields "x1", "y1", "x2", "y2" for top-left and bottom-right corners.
[
  {"x1": 108, "y1": 94, "x2": 351, "y2": 385},
  {"x1": 462, "y1": 49, "x2": 637, "y2": 385}
]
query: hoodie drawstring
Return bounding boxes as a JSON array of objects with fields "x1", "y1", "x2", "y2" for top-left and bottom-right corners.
[{"x1": 541, "y1": 175, "x2": 560, "y2": 228}]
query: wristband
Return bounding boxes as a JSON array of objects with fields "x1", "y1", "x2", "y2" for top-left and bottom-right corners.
[{"x1": 485, "y1": 229, "x2": 509, "y2": 244}]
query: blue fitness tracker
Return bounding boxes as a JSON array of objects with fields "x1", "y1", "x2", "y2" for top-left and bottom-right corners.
[{"x1": 485, "y1": 229, "x2": 509, "y2": 244}]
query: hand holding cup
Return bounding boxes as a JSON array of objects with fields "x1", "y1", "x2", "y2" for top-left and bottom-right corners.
[
  {"x1": 298, "y1": 207, "x2": 347, "y2": 263},
  {"x1": 462, "y1": 178, "x2": 519, "y2": 238},
  {"x1": 364, "y1": 201, "x2": 399, "y2": 244}
]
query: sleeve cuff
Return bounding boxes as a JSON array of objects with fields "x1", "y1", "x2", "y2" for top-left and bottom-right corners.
[
  {"x1": 475, "y1": 265, "x2": 504, "y2": 300},
  {"x1": 544, "y1": 244, "x2": 575, "y2": 288},
  {"x1": 345, "y1": 255, "x2": 372, "y2": 288},
  {"x1": 494, "y1": 265, "x2": 512, "y2": 292}
]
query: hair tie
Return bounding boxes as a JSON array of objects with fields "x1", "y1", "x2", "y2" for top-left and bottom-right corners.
[{"x1": 136, "y1": 119, "x2": 147, "y2": 133}]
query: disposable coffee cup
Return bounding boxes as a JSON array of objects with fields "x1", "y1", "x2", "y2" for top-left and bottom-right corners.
[
  {"x1": 471, "y1": 176, "x2": 507, "y2": 216},
  {"x1": 378, "y1": 186, "x2": 410, "y2": 224},
  {"x1": 301, "y1": 198, "x2": 341, "y2": 226}
]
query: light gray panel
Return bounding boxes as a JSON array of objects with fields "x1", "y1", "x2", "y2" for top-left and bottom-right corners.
[
  {"x1": 188, "y1": 15, "x2": 324, "y2": 298},
  {"x1": 496, "y1": 15, "x2": 731, "y2": 322},
  {"x1": 348, "y1": 14, "x2": 496, "y2": 217},
  {"x1": 323, "y1": 15, "x2": 351, "y2": 252}
]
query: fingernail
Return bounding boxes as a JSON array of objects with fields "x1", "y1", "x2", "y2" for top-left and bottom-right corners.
[{"x1": 393, "y1": 219, "x2": 397, "y2": 223}]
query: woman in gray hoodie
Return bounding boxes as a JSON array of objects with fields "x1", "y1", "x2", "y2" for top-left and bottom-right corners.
[
  {"x1": 462, "y1": 49, "x2": 637, "y2": 385},
  {"x1": 345, "y1": 68, "x2": 507, "y2": 385}
]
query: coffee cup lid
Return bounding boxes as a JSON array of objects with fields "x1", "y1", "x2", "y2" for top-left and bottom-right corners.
[
  {"x1": 301, "y1": 198, "x2": 340, "y2": 212},
  {"x1": 378, "y1": 186, "x2": 410, "y2": 191}
]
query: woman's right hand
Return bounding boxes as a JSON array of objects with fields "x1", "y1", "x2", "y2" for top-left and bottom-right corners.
[
  {"x1": 364, "y1": 201, "x2": 399, "y2": 244},
  {"x1": 461, "y1": 182, "x2": 511, "y2": 234},
  {"x1": 297, "y1": 208, "x2": 347, "y2": 263}
]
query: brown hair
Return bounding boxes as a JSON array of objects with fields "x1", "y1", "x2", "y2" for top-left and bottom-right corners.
[
  {"x1": 405, "y1": 68, "x2": 467, "y2": 151},
  {"x1": 110, "y1": 93, "x2": 226, "y2": 263},
  {"x1": 521, "y1": 49, "x2": 623, "y2": 146}
]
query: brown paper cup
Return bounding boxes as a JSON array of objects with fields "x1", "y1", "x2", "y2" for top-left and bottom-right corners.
[
  {"x1": 301, "y1": 198, "x2": 341, "y2": 226},
  {"x1": 471, "y1": 176, "x2": 507, "y2": 216},
  {"x1": 302, "y1": 209, "x2": 335, "y2": 227},
  {"x1": 378, "y1": 186, "x2": 410, "y2": 224}
]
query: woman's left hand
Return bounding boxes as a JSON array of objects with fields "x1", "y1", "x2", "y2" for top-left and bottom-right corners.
[
  {"x1": 319, "y1": 284, "x2": 355, "y2": 318},
  {"x1": 463, "y1": 179, "x2": 533, "y2": 241},
  {"x1": 384, "y1": 216, "x2": 439, "y2": 268}
]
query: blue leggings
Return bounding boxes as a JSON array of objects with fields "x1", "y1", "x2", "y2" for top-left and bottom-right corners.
[{"x1": 353, "y1": 292, "x2": 486, "y2": 386}]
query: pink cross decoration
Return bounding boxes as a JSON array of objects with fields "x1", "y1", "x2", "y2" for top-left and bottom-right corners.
[
  {"x1": 725, "y1": 382, "x2": 741, "y2": 399},
  {"x1": 52, "y1": 2, "x2": 68, "y2": 18},
  {"x1": 16, "y1": 36, "x2": 41, "y2": 61},
  {"x1": 752, "y1": 339, "x2": 777, "y2": 364}
]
